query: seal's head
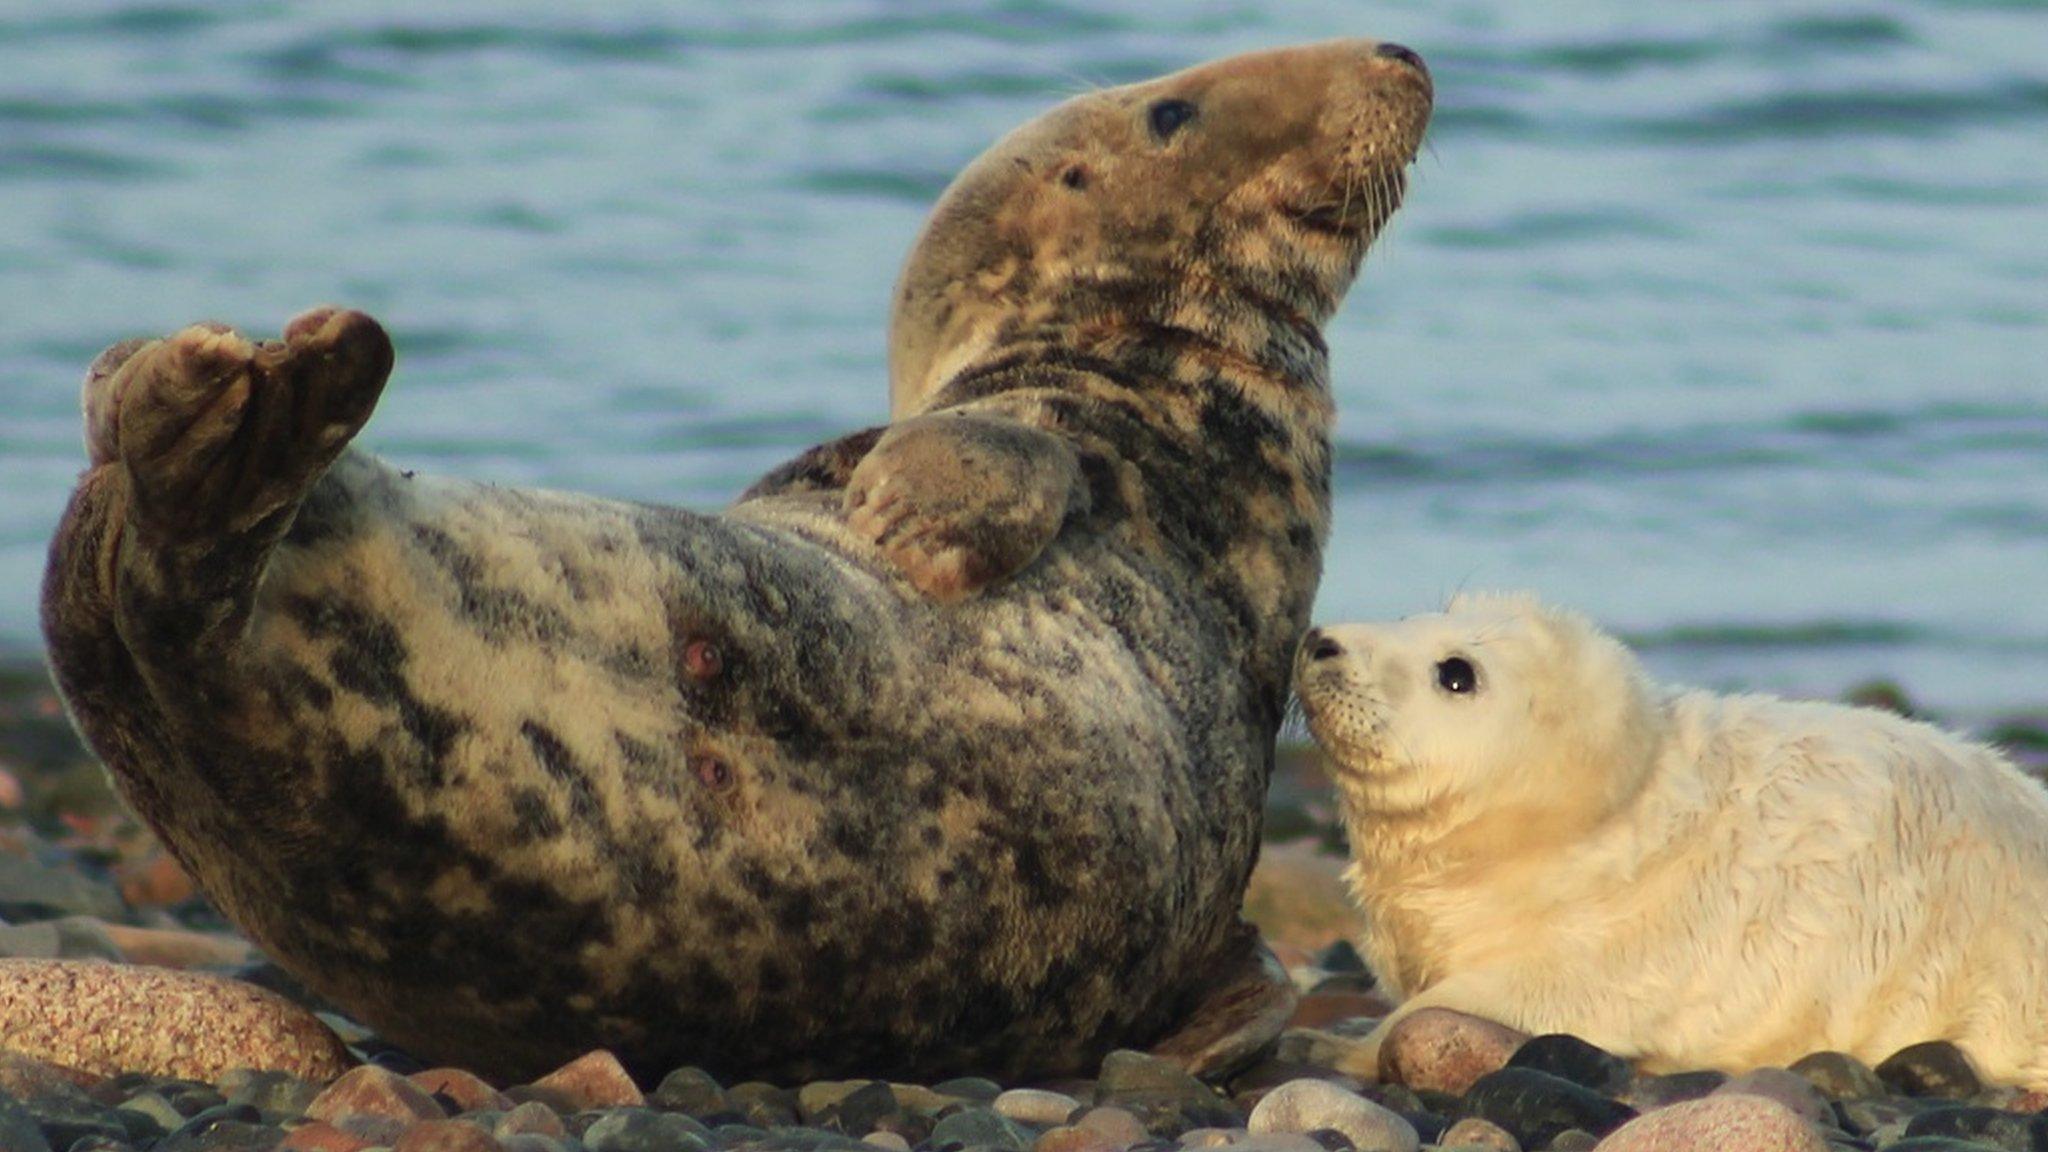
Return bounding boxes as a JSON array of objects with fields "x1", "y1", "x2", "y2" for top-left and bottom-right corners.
[
  {"x1": 890, "y1": 39, "x2": 1434, "y2": 415},
  {"x1": 1295, "y1": 593, "x2": 1667, "y2": 863}
]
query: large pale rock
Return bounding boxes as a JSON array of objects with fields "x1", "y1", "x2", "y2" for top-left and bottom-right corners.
[
  {"x1": 1593, "y1": 1096, "x2": 1825, "y2": 1152},
  {"x1": 1379, "y1": 1008, "x2": 1529, "y2": 1095},
  {"x1": 0, "y1": 958, "x2": 350, "y2": 1080}
]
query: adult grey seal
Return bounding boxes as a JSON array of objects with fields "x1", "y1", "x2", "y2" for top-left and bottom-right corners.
[{"x1": 41, "y1": 39, "x2": 1432, "y2": 1083}]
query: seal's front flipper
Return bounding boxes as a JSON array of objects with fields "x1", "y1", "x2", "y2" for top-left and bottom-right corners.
[
  {"x1": 739, "y1": 425, "x2": 886, "y2": 503},
  {"x1": 844, "y1": 412, "x2": 1086, "y2": 602},
  {"x1": 91, "y1": 307, "x2": 394, "y2": 540},
  {"x1": 1149, "y1": 922, "x2": 1300, "y2": 1079}
]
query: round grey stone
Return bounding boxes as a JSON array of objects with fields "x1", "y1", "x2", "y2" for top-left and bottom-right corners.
[
  {"x1": 997, "y1": 1090, "x2": 1083, "y2": 1128},
  {"x1": 585, "y1": 1107, "x2": 716, "y2": 1152},
  {"x1": 931, "y1": 1106, "x2": 1037, "y2": 1152},
  {"x1": 1246, "y1": 1081, "x2": 1418, "y2": 1152},
  {"x1": 1788, "y1": 1051, "x2": 1886, "y2": 1102}
]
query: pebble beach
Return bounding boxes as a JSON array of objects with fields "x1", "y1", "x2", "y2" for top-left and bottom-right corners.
[{"x1": 6, "y1": 659, "x2": 2048, "y2": 1152}]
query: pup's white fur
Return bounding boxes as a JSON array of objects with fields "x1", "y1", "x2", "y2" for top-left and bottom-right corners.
[{"x1": 1294, "y1": 592, "x2": 2048, "y2": 1087}]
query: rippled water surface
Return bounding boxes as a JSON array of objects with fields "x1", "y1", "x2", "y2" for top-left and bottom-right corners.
[{"x1": 3, "y1": 1, "x2": 2044, "y2": 716}]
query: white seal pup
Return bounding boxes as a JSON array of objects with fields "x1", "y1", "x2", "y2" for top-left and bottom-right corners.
[
  {"x1": 40, "y1": 41, "x2": 1433, "y2": 1082},
  {"x1": 1294, "y1": 592, "x2": 2048, "y2": 1087}
]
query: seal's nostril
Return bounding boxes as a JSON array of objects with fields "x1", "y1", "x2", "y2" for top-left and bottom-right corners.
[
  {"x1": 1305, "y1": 630, "x2": 1344, "y2": 662},
  {"x1": 1374, "y1": 42, "x2": 1427, "y2": 74}
]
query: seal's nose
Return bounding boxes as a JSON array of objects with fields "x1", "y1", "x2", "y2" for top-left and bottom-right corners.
[
  {"x1": 1302, "y1": 629, "x2": 1345, "y2": 662},
  {"x1": 1374, "y1": 42, "x2": 1428, "y2": 77}
]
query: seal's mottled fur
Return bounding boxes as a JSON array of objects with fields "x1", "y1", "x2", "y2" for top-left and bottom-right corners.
[{"x1": 42, "y1": 41, "x2": 1431, "y2": 1083}]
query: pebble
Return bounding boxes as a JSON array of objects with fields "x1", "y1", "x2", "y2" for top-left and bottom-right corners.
[
  {"x1": 1246, "y1": 1079, "x2": 1418, "y2": 1152},
  {"x1": 1790, "y1": 1051, "x2": 1889, "y2": 1101},
  {"x1": 395, "y1": 1119, "x2": 510, "y2": 1151},
  {"x1": 933, "y1": 1077, "x2": 1005, "y2": 1103},
  {"x1": 0, "y1": 853, "x2": 126, "y2": 920},
  {"x1": 863, "y1": 1132, "x2": 912, "y2": 1152},
  {"x1": 279, "y1": 1119, "x2": 380, "y2": 1151},
  {"x1": 1458, "y1": 1068, "x2": 1636, "y2": 1149},
  {"x1": 1232, "y1": 1136, "x2": 1328, "y2": 1152},
  {"x1": 1376, "y1": 1009, "x2": 1528, "y2": 1095},
  {"x1": 1178, "y1": 1127, "x2": 1242, "y2": 1148},
  {"x1": 0, "y1": 958, "x2": 352, "y2": 1081},
  {"x1": 1273, "y1": 1029, "x2": 1375, "y2": 1072},
  {"x1": 1878, "y1": 1042, "x2": 1988, "y2": 1100},
  {"x1": 1593, "y1": 1095, "x2": 1826, "y2": 1152},
  {"x1": 825, "y1": 1081, "x2": 902, "y2": 1135},
  {"x1": 0, "y1": 915, "x2": 123, "y2": 961},
  {"x1": 1875, "y1": 1131, "x2": 2023, "y2": 1139},
  {"x1": 159, "y1": 1118, "x2": 283, "y2": 1151},
  {"x1": 116, "y1": 1089, "x2": 186, "y2": 1132},
  {"x1": 527, "y1": 1049, "x2": 644, "y2": 1110},
  {"x1": 652, "y1": 1066, "x2": 729, "y2": 1116},
  {"x1": 583, "y1": 1107, "x2": 715, "y2": 1152},
  {"x1": 1096, "y1": 1049, "x2": 1240, "y2": 1133},
  {"x1": 1036, "y1": 1123, "x2": 1128, "y2": 1152},
  {"x1": 305, "y1": 1064, "x2": 446, "y2": 1128},
  {"x1": 1437, "y1": 1116, "x2": 1520, "y2": 1151},
  {"x1": 997, "y1": 1088, "x2": 1084, "y2": 1126},
  {"x1": 1075, "y1": 1105, "x2": 1152, "y2": 1148},
  {"x1": 930, "y1": 1105, "x2": 1037, "y2": 1151},
  {"x1": 728, "y1": 1081, "x2": 801, "y2": 1128},
  {"x1": 1713, "y1": 1067, "x2": 1835, "y2": 1126},
  {"x1": 495, "y1": 1100, "x2": 569, "y2": 1138},
  {"x1": 0, "y1": 1047, "x2": 99, "y2": 1097},
  {"x1": 1506, "y1": 1035, "x2": 1632, "y2": 1094},
  {"x1": 1901, "y1": 1104, "x2": 2048, "y2": 1151},
  {"x1": 1616, "y1": 1070, "x2": 1726, "y2": 1112},
  {"x1": 413, "y1": 1068, "x2": 514, "y2": 1114}
]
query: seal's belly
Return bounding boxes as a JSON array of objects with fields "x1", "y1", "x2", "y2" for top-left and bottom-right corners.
[{"x1": 197, "y1": 454, "x2": 1260, "y2": 1079}]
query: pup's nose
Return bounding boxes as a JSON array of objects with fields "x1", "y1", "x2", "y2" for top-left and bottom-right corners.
[
  {"x1": 1374, "y1": 42, "x2": 1428, "y2": 76},
  {"x1": 1302, "y1": 628, "x2": 1345, "y2": 662}
]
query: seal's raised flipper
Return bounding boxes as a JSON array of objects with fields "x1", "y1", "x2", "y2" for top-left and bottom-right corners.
[
  {"x1": 843, "y1": 412, "x2": 1086, "y2": 602},
  {"x1": 88, "y1": 307, "x2": 394, "y2": 540},
  {"x1": 738, "y1": 425, "x2": 886, "y2": 502},
  {"x1": 1148, "y1": 920, "x2": 1300, "y2": 1079}
]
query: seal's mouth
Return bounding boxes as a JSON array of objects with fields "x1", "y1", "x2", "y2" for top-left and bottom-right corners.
[{"x1": 1280, "y1": 164, "x2": 1410, "y2": 244}]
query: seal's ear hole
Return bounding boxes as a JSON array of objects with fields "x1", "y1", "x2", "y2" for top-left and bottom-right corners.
[
  {"x1": 693, "y1": 754, "x2": 737, "y2": 792},
  {"x1": 1147, "y1": 98, "x2": 1198, "y2": 141},
  {"x1": 1435, "y1": 656, "x2": 1478, "y2": 696},
  {"x1": 1059, "y1": 164, "x2": 1090, "y2": 191}
]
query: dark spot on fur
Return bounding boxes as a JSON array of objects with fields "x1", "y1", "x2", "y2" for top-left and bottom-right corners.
[
  {"x1": 520, "y1": 720, "x2": 602, "y2": 824},
  {"x1": 510, "y1": 787, "x2": 562, "y2": 839}
]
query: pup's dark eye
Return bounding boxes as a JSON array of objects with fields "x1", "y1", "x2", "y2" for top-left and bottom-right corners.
[
  {"x1": 1436, "y1": 657, "x2": 1477, "y2": 695},
  {"x1": 1148, "y1": 98, "x2": 1197, "y2": 140}
]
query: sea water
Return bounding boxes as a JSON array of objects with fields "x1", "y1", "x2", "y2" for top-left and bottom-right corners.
[{"x1": 1, "y1": 0, "x2": 2043, "y2": 718}]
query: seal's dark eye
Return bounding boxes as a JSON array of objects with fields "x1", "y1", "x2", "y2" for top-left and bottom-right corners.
[
  {"x1": 1436, "y1": 657, "x2": 1477, "y2": 695},
  {"x1": 1148, "y1": 98, "x2": 1197, "y2": 141}
]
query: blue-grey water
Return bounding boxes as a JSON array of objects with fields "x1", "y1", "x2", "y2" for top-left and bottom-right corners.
[{"x1": 2, "y1": 1, "x2": 2044, "y2": 719}]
